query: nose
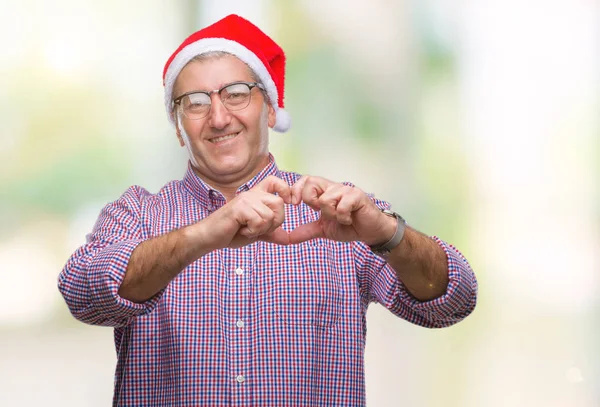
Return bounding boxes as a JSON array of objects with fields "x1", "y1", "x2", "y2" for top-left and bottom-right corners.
[{"x1": 206, "y1": 93, "x2": 232, "y2": 130}]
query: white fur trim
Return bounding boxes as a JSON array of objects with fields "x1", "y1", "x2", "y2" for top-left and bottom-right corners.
[
  {"x1": 273, "y1": 108, "x2": 291, "y2": 132},
  {"x1": 164, "y1": 38, "x2": 289, "y2": 132}
]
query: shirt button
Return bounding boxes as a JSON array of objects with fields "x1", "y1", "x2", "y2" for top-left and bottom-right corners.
[
  {"x1": 235, "y1": 267, "x2": 244, "y2": 276},
  {"x1": 236, "y1": 375, "x2": 245, "y2": 383},
  {"x1": 236, "y1": 320, "x2": 245, "y2": 328}
]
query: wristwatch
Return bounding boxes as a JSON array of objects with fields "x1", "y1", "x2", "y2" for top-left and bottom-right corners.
[{"x1": 369, "y1": 209, "x2": 406, "y2": 256}]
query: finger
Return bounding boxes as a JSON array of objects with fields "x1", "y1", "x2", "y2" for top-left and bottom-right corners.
[
  {"x1": 317, "y1": 184, "x2": 345, "y2": 221},
  {"x1": 288, "y1": 221, "x2": 324, "y2": 244},
  {"x1": 232, "y1": 201, "x2": 258, "y2": 231},
  {"x1": 332, "y1": 187, "x2": 363, "y2": 225},
  {"x1": 243, "y1": 190, "x2": 285, "y2": 225},
  {"x1": 255, "y1": 176, "x2": 292, "y2": 204},
  {"x1": 259, "y1": 226, "x2": 290, "y2": 245},
  {"x1": 301, "y1": 178, "x2": 329, "y2": 211},
  {"x1": 238, "y1": 202, "x2": 276, "y2": 238},
  {"x1": 290, "y1": 175, "x2": 309, "y2": 205},
  {"x1": 259, "y1": 194, "x2": 286, "y2": 233}
]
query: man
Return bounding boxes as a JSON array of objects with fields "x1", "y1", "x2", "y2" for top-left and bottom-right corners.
[{"x1": 58, "y1": 14, "x2": 477, "y2": 406}]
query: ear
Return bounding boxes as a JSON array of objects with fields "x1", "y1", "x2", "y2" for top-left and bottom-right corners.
[{"x1": 267, "y1": 103, "x2": 276, "y2": 129}]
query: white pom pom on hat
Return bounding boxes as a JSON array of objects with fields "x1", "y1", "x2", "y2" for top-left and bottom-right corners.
[{"x1": 162, "y1": 14, "x2": 291, "y2": 133}]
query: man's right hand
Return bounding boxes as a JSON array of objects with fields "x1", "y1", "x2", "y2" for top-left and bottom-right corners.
[
  {"x1": 200, "y1": 176, "x2": 292, "y2": 250},
  {"x1": 118, "y1": 176, "x2": 291, "y2": 303}
]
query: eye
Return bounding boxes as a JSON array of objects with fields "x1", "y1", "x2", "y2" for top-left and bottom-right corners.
[
  {"x1": 186, "y1": 93, "x2": 211, "y2": 106},
  {"x1": 183, "y1": 93, "x2": 211, "y2": 112},
  {"x1": 222, "y1": 84, "x2": 251, "y2": 106},
  {"x1": 223, "y1": 84, "x2": 250, "y2": 96}
]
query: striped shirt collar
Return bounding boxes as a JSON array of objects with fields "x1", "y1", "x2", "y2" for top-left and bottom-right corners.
[{"x1": 182, "y1": 153, "x2": 282, "y2": 210}]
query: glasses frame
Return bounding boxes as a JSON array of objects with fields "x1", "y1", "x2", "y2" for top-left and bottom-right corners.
[{"x1": 172, "y1": 81, "x2": 266, "y2": 120}]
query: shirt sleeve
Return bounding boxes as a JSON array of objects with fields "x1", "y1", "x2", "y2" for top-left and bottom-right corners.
[
  {"x1": 350, "y1": 192, "x2": 478, "y2": 328},
  {"x1": 355, "y1": 237, "x2": 478, "y2": 328},
  {"x1": 57, "y1": 186, "x2": 164, "y2": 327}
]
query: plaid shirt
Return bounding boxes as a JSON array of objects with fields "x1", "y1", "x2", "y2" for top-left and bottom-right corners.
[{"x1": 58, "y1": 155, "x2": 477, "y2": 407}]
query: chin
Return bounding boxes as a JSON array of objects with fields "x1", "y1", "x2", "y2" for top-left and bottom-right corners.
[{"x1": 211, "y1": 158, "x2": 250, "y2": 176}]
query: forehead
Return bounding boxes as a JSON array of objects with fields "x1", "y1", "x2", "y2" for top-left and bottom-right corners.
[{"x1": 174, "y1": 54, "x2": 254, "y2": 94}]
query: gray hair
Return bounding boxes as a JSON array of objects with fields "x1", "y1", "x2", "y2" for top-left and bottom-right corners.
[{"x1": 190, "y1": 51, "x2": 262, "y2": 85}]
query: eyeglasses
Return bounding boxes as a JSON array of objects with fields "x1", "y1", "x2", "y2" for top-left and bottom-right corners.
[{"x1": 172, "y1": 81, "x2": 266, "y2": 120}]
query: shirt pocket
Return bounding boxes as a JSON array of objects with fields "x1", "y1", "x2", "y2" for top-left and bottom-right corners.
[{"x1": 261, "y1": 241, "x2": 343, "y2": 329}]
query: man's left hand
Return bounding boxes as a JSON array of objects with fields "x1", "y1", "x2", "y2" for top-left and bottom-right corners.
[{"x1": 289, "y1": 175, "x2": 396, "y2": 246}]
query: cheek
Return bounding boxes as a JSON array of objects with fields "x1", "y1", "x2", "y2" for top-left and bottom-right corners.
[
  {"x1": 237, "y1": 107, "x2": 264, "y2": 134},
  {"x1": 255, "y1": 103, "x2": 270, "y2": 128},
  {"x1": 259, "y1": 106, "x2": 269, "y2": 127},
  {"x1": 258, "y1": 109, "x2": 270, "y2": 149},
  {"x1": 179, "y1": 117, "x2": 203, "y2": 140},
  {"x1": 175, "y1": 115, "x2": 185, "y2": 146}
]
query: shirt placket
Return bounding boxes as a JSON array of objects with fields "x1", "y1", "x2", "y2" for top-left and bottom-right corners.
[{"x1": 228, "y1": 243, "x2": 253, "y2": 406}]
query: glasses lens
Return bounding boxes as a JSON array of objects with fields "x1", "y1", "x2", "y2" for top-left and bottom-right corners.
[
  {"x1": 221, "y1": 83, "x2": 251, "y2": 111},
  {"x1": 182, "y1": 93, "x2": 211, "y2": 119}
]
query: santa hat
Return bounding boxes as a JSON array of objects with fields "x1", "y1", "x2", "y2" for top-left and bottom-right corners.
[{"x1": 162, "y1": 14, "x2": 291, "y2": 133}]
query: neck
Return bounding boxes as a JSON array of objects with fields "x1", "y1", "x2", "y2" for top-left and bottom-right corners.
[{"x1": 190, "y1": 156, "x2": 271, "y2": 202}]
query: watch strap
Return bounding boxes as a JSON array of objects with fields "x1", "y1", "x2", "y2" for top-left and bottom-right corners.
[{"x1": 369, "y1": 209, "x2": 406, "y2": 255}]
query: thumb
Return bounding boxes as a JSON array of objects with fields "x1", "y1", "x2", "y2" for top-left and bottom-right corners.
[
  {"x1": 258, "y1": 227, "x2": 290, "y2": 245},
  {"x1": 288, "y1": 221, "x2": 324, "y2": 244}
]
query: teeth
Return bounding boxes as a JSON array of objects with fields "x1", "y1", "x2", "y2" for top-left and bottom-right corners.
[{"x1": 211, "y1": 133, "x2": 238, "y2": 143}]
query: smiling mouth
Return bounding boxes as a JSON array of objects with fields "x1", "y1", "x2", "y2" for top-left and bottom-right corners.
[{"x1": 210, "y1": 132, "x2": 240, "y2": 143}]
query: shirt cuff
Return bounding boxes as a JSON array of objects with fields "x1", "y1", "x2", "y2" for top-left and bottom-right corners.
[
  {"x1": 394, "y1": 237, "x2": 478, "y2": 326},
  {"x1": 87, "y1": 240, "x2": 164, "y2": 323}
]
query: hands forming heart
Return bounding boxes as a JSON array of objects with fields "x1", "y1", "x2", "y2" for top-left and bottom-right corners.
[{"x1": 206, "y1": 175, "x2": 396, "y2": 250}]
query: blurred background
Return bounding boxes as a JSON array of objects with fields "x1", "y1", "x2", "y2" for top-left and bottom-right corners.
[{"x1": 0, "y1": 0, "x2": 598, "y2": 405}]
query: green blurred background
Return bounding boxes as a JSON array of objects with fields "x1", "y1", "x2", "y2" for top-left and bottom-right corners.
[{"x1": 0, "y1": 0, "x2": 598, "y2": 405}]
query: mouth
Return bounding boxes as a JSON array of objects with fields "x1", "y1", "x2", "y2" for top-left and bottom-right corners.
[{"x1": 209, "y1": 132, "x2": 240, "y2": 144}]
